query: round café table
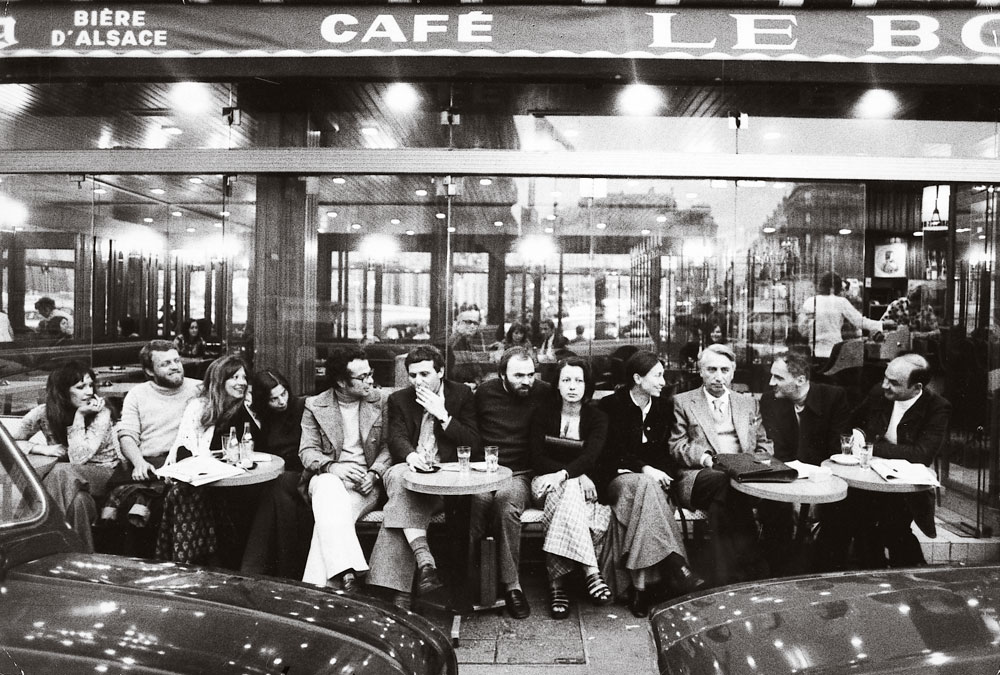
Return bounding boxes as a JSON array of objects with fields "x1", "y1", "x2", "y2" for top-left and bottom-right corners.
[
  {"x1": 403, "y1": 461, "x2": 512, "y2": 646},
  {"x1": 821, "y1": 459, "x2": 935, "y2": 493},
  {"x1": 213, "y1": 453, "x2": 285, "y2": 487}
]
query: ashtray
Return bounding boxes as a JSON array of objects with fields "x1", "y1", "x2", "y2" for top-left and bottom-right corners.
[{"x1": 413, "y1": 465, "x2": 441, "y2": 474}]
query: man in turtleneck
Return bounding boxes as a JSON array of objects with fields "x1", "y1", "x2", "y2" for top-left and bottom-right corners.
[{"x1": 472, "y1": 346, "x2": 550, "y2": 619}]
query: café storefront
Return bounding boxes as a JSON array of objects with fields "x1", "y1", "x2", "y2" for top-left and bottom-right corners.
[{"x1": 1, "y1": 2, "x2": 999, "y2": 533}]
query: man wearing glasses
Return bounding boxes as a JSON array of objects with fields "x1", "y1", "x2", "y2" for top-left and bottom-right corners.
[
  {"x1": 299, "y1": 346, "x2": 391, "y2": 592},
  {"x1": 448, "y1": 305, "x2": 491, "y2": 388}
]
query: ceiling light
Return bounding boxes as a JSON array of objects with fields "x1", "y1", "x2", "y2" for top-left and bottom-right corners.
[
  {"x1": 360, "y1": 127, "x2": 378, "y2": 136},
  {"x1": 351, "y1": 223, "x2": 361, "y2": 229},
  {"x1": 150, "y1": 188, "x2": 166, "y2": 195},
  {"x1": 414, "y1": 189, "x2": 427, "y2": 197},
  {"x1": 435, "y1": 212, "x2": 446, "y2": 220},
  {"x1": 143, "y1": 217, "x2": 154, "y2": 223},
  {"x1": 913, "y1": 231, "x2": 924, "y2": 237},
  {"x1": 956, "y1": 227, "x2": 971, "y2": 233},
  {"x1": 333, "y1": 177, "x2": 346, "y2": 185},
  {"x1": 855, "y1": 89, "x2": 899, "y2": 119},
  {"x1": 656, "y1": 215, "x2": 667, "y2": 223},
  {"x1": 219, "y1": 210, "x2": 230, "y2": 217},
  {"x1": 327, "y1": 211, "x2": 338, "y2": 218},
  {"x1": 544, "y1": 227, "x2": 554, "y2": 233},
  {"x1": 641, "y1": 228, "x2": 651, "y2": 235},
  {"x1": 839, "y1": 228, "x2": 852, "y2": 235},
  {"x1": 493, "y1": 221, "x2": 503, "y2": 227},
  {"x1": 185, "y1": 227, "x2": 196, "y2": 233},
  {"x1": 405, "y1": 229, "x2": 415, "y2": 236},
  {"x1": 390, "y1": 218, "x2": 401, "y2": 225},
  {"x1": 762, "y1": 227, "x2": 777, "y2": 234},
  {"x1": 617, "y1": 84, "x2": 663, "y2": 116},
  {"x1": 384, "y1": 83, "x2": 420, "y2": 112},
  {"x1": 213, "y1": 222, "x2": 223, "y2": 228},
  {"x1": 188, "y1": 177, "x2": 204, "y2": 185},
  {"x1": 93, "y1": 187, "x2": 107, "y2": 195},
  {"x1": 545, "y1": 214, "x2": 557, "y2": 221},
  {"x1": 595, "y1": 222, "x2": 607, "y2": 229},
  {"x1": 979, "y1": 234, "x2": 987, "y2": 240},
  {"x1": 447, "y1": 226, "x2": 456, "y2": 233},
  {"x1": 171, "y1": 211, "x2": 182, "y2": 217},
  {"x1": 169, "y1": 82, "x2": 213, "y2": 115},
  {"x1": 479, "y1": 178, "x2": 493, "y2": 186}
]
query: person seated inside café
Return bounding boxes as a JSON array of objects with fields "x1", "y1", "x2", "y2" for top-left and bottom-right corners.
[
  {"x1": 13, "y1": 361, "x2": 120, "y2": 552},
  {"x1": 156, "y1": 354, "x2": 261, "y2": 566},
  {"x1": 34, "y1": 296, "x2": 73, "y2": 339},
  {"x1": 823, "y1": 353, "x2": 951, "y2": 570},
  {"x1": 299, "y1": 346, "x2": 391, "y2": 591},
  {"x1": 798, "y1": 272, "x2": 891, "y2": 359},
  {"x1": 447, "y1": 304, "x2": 492, "y2": 388},
  {"x1": 366, "y1": 345, "x2": 479, "y2": 610},
  {"x1": 759, "y1": 349, "x2": 851, "y2": 575},
  {"x1": 174, "y1": 317, "x2": 207, "y2": 358}
]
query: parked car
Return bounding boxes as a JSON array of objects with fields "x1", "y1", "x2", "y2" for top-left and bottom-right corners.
[
  {"x1": 650, "y1": 566, "x2": 1000, "y2": 674},
  {"x1": 0, "y1": 432, "x2": 457, "y2": 675}
]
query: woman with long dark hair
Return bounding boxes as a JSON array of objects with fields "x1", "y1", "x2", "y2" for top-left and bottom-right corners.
[
  {"x1": 157, "y1": 354, "x2": 260, "y2": 565},
  {"x1": 596, "y1": 350, "x2": 704, "y2": 617},
  {"x1": 529, "y1": 356, "x2": 612, "y2": 619},
  {"x1": 173, "y1": 318, "x2": 206, "y2": 358},
  {"x1": 241, "y1": 368, "x2": 311, "y2": 578},
  {"x1": 14, "y1": 360, "x2": 120, "y2": 551}
]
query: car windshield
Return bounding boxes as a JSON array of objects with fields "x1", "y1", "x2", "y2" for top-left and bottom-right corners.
[{"x1": 0, "y1": 433, "x2": 45, "y2": 526}]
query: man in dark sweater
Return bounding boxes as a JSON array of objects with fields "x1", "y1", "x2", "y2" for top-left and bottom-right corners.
[{"x1": 472, "y1": 346, "x2": 550, "y2": 619}]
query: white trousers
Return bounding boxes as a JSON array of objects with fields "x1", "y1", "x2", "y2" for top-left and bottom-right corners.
[{"x1": 302, "y1": 473, "x2": 381, "y2": 586}]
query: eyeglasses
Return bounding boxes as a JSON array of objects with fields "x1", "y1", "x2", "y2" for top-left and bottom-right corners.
[{"x1": 351, "y1": 371, "x2": 375, "y2": 382}]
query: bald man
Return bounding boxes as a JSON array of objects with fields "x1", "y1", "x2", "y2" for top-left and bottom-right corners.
[{"x1": 830, "y1": 354, "x2": 951, "y2": 569}]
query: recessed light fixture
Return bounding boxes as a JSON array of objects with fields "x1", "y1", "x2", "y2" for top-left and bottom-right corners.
[
  {"x1": 545, "y1": 214, "x2": 556, "y2": 221},
  {"x1": 479, "y1": 178, "x2": 493, "y2": 186},
  {"x1": 956, "y1": 227, "x2": 971, "y2": 233},
  {"x1": 415, "y1": 189, "x2": 427, "y2": 197},
  {"x1": 493, "y1": 221, "x2": 503, "y2": 227},
  {"x1": 913, "y1": 231, "x2": 924, "y2": 237},
  {"x1": 219, "y1": 210, "x2": 230, "y2": 217},
  {"x1": 596, "y1": 222, "x2": 607, "y2": 229},
  {"x1": 150, "y1": 188, "x2": 166, "y2": 195},
  {"x1": 854, "y1": 89, "x2": 899, "y2": 119},
  {"x1": 390, "y1": 218, "x2": 401, "y2": 225},
  {"x1": 351, "y1": 223, "x2": 361, "y2": 229},
  {"x1": 838, "y1": 228, "x2": 852, "y2": 235},
  {"x1": 326, "y1": 211, "x2": 338, "y2": 219},
  {"x1": 188, "y1": 177, "x2": 204, "y2": 185},
  {"x1": 447, "y1": 226, "x2": 456, "y2": 233},
  {"x1": 185, "y1": 227, "x2": 196, "y2": 233},
  {"x1": 333, "y1": 177, "x2": 346, "y2": 185},
  {"x1": 143, "y1": 217, "x2": 154, "y2": 223},
  {"x1": 641, "y1": 228, "x2": 651, "y2": 235},
  {"x1": 656, "y1": 215, "x2": 667, "y2": 223},
  {"x1": 544, "y1": 227, "x2": 554, "y2": 234},
  {"x1": 385, "y1": 83, "x2": 420, "y2": 112},
  {"x1": 762, "y1": 227, "x2": 777, "y2": 234},
  {"x1": 617, "y1": 84, "x2": 663, "y2": 116},
  {"x1": 171, "y1": 211, "x2": 182, "y2": 217},
  {"x1": 405, "y1": 229, "x2": 415, "y2": 236},
  {"x1": 979, "y1": 234, "x2": 987, "y2": 240},
  {"x1": 435, "y1": 212, "x2": 446, "y2": 220},
  {"x1": 213, "y1": 222, "x2": 223, "y2": 228}
]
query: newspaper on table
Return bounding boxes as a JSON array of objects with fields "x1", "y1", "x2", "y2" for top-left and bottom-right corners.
[
  {"x1": 785, "y1": 460, "x2": 834, "y2": 481},
  {"x1": 156, "y1": 454, "x2": 245, "y2": 487},
  {"x1": 869, "y1": 458, "x2": 940, "y2": 487}
]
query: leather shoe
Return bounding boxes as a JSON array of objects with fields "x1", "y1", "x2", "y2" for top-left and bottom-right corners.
[
  {"x1": 339, "y1": 571, "x2": 358, "y2": 593},
  {"x1": 504, "y1": 588, "x2": 531, "y2": 619},
  {"x1": 665, "y1": 553, "x2": 707, "y2": 596},
  {"x1": 392, "y1": 591, "x2": 413, "y2": 612},
  {"x1": 628, "y1": 587, "x2": 653, "y2": 618},
  {"x1": 416, "y1": 564, "x2": 444, "y2": 595}
]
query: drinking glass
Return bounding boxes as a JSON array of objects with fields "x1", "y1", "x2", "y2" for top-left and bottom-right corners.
[
  {"x1": 484, "y1": 445, "x2": 499, "y2": 473},
  {"x1": 457, "y1": 445, "x2": 472, "y2": 474},
  {"x1": 840, "y1": 434, "x2": 854, "y2": 456},
  {"x1": 857, "y1": 442, "x2": 874, "y2": 470},
  {"x1": 420, "y1": 444, "x2": 437, "y2": 469}
]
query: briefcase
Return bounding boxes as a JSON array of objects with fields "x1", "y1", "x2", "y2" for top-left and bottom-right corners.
[{"x1": 715, "y1": 453, "x2": 799, "y2": 483}]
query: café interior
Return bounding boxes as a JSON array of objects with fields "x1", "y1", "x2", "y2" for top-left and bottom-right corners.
[{"x1": 0, "y1": 74, "x2": 998, "y2": 541}]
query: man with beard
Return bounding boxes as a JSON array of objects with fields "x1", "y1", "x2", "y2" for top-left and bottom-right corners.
[
  {"x1": 111, "y1": 340, "x2": 201, "y2": 553},
  {"x1": 471, "y1": 346, "x2": 550, "y2": 618},
  {"x1": 669, "y1": 343, "x2": 770, "y2": 584},
  {"x1": 118, "y1": 340, "x2": 201, "y2": 479}
]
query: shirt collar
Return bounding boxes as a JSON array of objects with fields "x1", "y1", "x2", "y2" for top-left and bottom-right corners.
[
  {"x1": 703, "y1": 387, "x2": 730, "y2": 408},
  {"x1": 893, "y1": 390, "x2": 923, "y2": 415},
  {"x1": 628, "y1": 390, "x2": 652, "y2": 417}
]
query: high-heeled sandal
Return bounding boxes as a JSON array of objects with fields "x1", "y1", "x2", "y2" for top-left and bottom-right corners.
[
  {"x1": 584, "y1": 572, "x2": 613, "y2": 606},
  {"x1": 550, "y1": 586, "x2": 570, "y2": 619}
]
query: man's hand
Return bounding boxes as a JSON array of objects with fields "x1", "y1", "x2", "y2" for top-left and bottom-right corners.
[
  {"x1": 355, "y1": 471, "x2": 376, "y2": 495},
  {"x1": 415, "y1": 385, "x2": 448, "y2": 422},
  {"x1": 642, "y1": 465, "x2": 673, "y2": 490},
  {"x1": 578, "y1": 473, "x2": 598, "y2": 502},
  {"x1": 132, "y1": 458, "x2": 157, "y2": 481},
  {"x1": 406, "y1": 451, "x2": 431, "y2": 471},
  {"x1": 329, "y1": 462, "x2": 366, "y2": 485},
  {"x1": 536, "y1": 470, "x2": 566, "y2": 495}
]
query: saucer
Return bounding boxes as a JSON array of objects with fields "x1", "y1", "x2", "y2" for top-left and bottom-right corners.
[
  {"x1": 830, "y1": 453, "x2": 860, "y2": 466},
  {"x1": 412, "y1": 465, "x2": 441, "y2": 474}
]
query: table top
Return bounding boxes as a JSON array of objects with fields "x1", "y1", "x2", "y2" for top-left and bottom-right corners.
[
  {"x1": 404, "y1": 462, "x2": 512, "y2": 496},
  {"x1": 821, "y1": 459, "x2": 935, "y2": 493},
  {"x1": 93, "y1": 365, "x2": 144, "y2": 381},
  {"x1": 97, "y1": 381, "x2": 142, "y2": 398},
  {"x1": 730, "y1": 474, "x2": 848, "y2": 504},
  {"x1": 213, "y1": 453, "x2": 285, "y2": 487}
]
